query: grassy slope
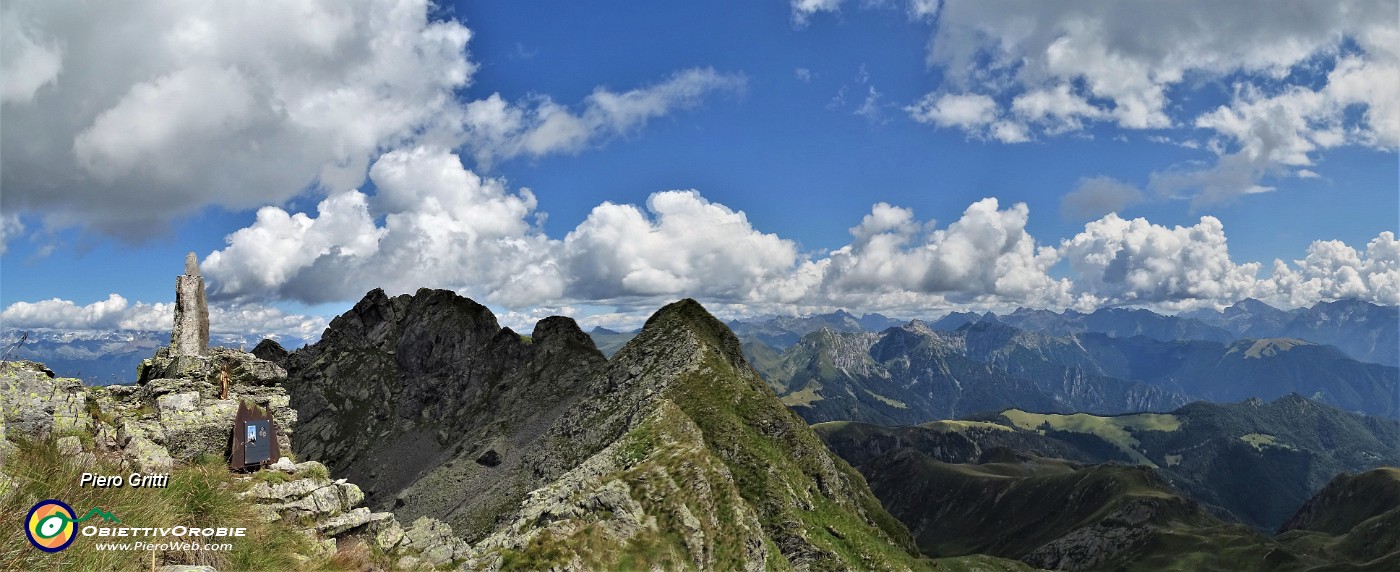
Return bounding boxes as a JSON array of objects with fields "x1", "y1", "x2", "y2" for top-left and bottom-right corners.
[
  {"x1": 474, "y1": 299, "x2": 1016, "y2": 571},
  {"x1": 0, "y1": 436, "x2": 350, "y2": 571},
  {"x1": 853, "y1": 447, "x2": 1322, "y2": 571},
  {"x1": 958, "y1": 399, "x2": 1400, "y2": 531},
  {"x1": 818, "y1": 409, "x2": 1400, "y2": 570},
  {"x1": 859, "y1": 448, "x2": 1167, "y2": 556},
  {"x1": 1000, "y1": 409, "x2": 1181, "y2": 466},
  {"x1": 1278, "y1": 468, "x2": 1400, "y2": 567},
  {"x1": 656, "y1": 300, "x2": 925, "y2": 570}
]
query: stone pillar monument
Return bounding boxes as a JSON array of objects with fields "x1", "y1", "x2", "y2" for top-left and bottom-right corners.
[{"x1": 172, "y1": 252, "x2": 210, "y2": 356}]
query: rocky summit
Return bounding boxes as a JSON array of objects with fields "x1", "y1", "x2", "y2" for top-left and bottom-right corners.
[
  {"x1": 277, "y1": 289, "x2": 929, "y2": 570},
  {"x1": 269, "y1": 287, "x2": 608, "y2": 537}
]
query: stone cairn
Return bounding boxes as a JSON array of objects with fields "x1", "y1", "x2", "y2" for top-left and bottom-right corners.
[{"x1": 172, "y1": 252, "x2": 210, "y2": 357}]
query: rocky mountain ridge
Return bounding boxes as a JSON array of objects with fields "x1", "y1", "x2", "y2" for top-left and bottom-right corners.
[{"x1": 272, "y1": 289, "x2": 934, "y2": 570}]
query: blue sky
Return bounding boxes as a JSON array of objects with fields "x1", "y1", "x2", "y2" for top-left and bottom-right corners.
[{"x1": 2, "y1": 0, "x2": 1397, "y2": 338}]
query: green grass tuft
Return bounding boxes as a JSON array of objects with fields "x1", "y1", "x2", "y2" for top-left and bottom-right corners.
[{"x1": 0, "y1": 433, "x2": 351, "y2": 571}]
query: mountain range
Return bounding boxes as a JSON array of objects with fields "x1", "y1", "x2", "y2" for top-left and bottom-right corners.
[
  {"x1": 752, "y1": 319, "x2": 1398, "y2": 425},
  {"x1": 12, "y1": 297, "x2": 1392, "y2": 384},
  {"x1": 814, "y1": 397, "x2": 1400, "y2": 569},
  {"x1": 944, "y1": 298, "x2": 1398, "y2": 366},
  {"x1": 0, "y1": 329, "x2": 313, "y2": 385}
]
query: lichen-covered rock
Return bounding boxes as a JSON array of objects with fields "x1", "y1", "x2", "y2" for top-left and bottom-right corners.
[
  {"x1": 281, "y1": 484, "x2": 342, "y2": 517},
  {"x1": 157, "y1": 392, "x2": 199, "y2": 412},
  {"x1": 269, "y1": 456, "x2": 297, "y2": 473},
  {"x1": 244, "y1": 477, "x2": 328, "y2": 503},
  {"x1": 159, "y1": 397, "x2": 238, "y2": 461},
  {"x1": 126, "y1": 435, "x2": 175, "y2": 473},
  {"x1": 57, "y1": 435, "x2": 82, "y2": 457},
  {"x1": 131, "y1": 347, "x2": 297, "y2": 460},
  {"x1": 375, "y1": 518, "x2": 407, "y2": 551},
  {"x1": 315, "y1": 507, "x2": 394, "y2": 536},
  {"x1": 337, "y1": 480, "x2": 365, "y2": 508},
  {"x1": 400, "y1": 517, "x2": 470, "y2": 568},
  {"x1": 0, "y1": 360, "x2": 89, "y2": 440}
]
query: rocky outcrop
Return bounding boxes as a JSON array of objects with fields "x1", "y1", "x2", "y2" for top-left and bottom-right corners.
[
  {"x1": 113, "y1": 346, "x2": 298, "y2": 464},
  {"x1": 0, "y1": 360, "x2": 89, "y2": 467},
  {"x1": 251, "y1": 339, "x2": 289, "y2": 366},
  {"x1": 1020, "y1": 497, "x2": 1181, "y2": 570},
  {"x1": 236, "y1": 457, "x2": 469, "y2": 570}
]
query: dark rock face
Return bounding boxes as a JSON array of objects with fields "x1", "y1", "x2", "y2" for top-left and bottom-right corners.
[
  {"x1": 281, "y1": 288, "x2": 607, "y2": 537},
  {"x1": 473, "y1": 449, "x2": 500, "y2": 467},
  {"x1": 251, "y1": 339, "x2": 289, "y2": 365}
]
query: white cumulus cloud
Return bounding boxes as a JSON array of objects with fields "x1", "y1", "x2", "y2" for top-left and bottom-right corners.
[
  {"x1": 1259, "y1": 232, "x2": 1400, "y2": 308},
  {"x1": 2, "y1": 294, "x2": 132, "y2": 331},
  {"x1": 562, "y1": 190, "x2": 800, "y2": 302},
  {"x1": 203, "y1": 147, "x2": 558, "y2": 308},
  {"x1": 818, "y1": 198, "x2": 1069, "y2": 307},
  {"x1": 1, "y1": 0, "x2": 474, "y2": 237},
  {"x1": 1061, "y1": 214, "x2": 1263, "y2": 311}
]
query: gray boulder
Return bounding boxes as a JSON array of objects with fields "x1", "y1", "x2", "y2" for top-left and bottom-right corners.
[{"x1": 0, "y1": 360, "x2": 89, "y2": 467}]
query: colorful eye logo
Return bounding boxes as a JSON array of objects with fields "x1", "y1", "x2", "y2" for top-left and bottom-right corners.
[{"x1": 26, "y1": 500, "x2": 77, "y2": 552}]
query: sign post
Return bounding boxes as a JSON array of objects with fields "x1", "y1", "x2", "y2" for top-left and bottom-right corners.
[{"x1": 229, "y1": 401, "x2": 281, "y2": 470}]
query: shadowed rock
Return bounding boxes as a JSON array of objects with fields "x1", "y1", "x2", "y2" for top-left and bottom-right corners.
[{"x1": 252, "y1": 339, "x2": 290, "y2": 366}]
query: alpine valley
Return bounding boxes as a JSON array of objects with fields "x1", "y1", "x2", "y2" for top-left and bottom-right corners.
[{"x1": 4, "y1": 291, "x2": 1398, "y2": 570}]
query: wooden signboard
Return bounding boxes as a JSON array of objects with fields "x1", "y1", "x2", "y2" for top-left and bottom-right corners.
[{"x1": 229, "y1": 401, "x2": 281, "y2": 470}]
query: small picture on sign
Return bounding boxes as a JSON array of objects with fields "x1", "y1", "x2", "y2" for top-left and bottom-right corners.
[
  {"x1": 230, "y1": 401, "x2": 279, "y2": 470},
  {"x1": 245, "y1": 420, "x2": 272, "y2": 464}
]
